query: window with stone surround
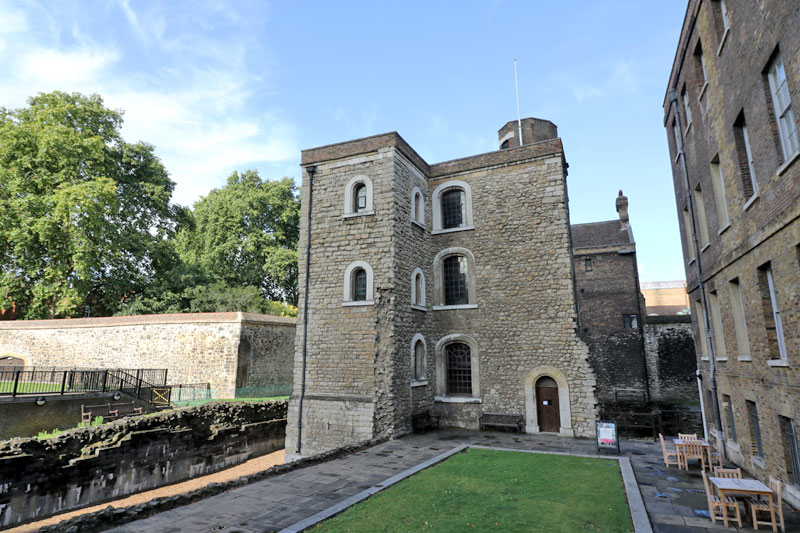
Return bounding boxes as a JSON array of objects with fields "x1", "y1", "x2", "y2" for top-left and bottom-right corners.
[
  {"x1": 434, "y1": 334, "x2": 480, "y2": 401},
  {"x1": 709, "y1": 290, "x2": 726, "y2": 358},
  {"x1": 766, "y1": 51, "x2": 799, "y2": 162},
  {"x1": 711, "y1": 0, "x2": 730, "y2": 47},
  {"x1": 747, "y1": 400, "x2": 764, "y2": 458},
  {"x1": 756, "y1": 262, "x2": 787, "y2": 361},
  {"x1": 694, "y1": 42, "x2": 707, "y2": 94},
  {"x1": 695, "y1": 299, "x2": 708, "y2": 358},
  {"x1": 585, "y1": 257, "x2": 592, "y2": 272},
  {"x1": 432, "y1": 180, "x2": 473, "y2": 234},
  {"x1": 723, "y1": 394, "x2": 737, "y2": 443},
  {"x1": 433, "y1": 247, "x2": 477, "y2": 310},
  {"x1": 623, "y1": 314, "x2": 639, "y2": 329},
  {"x1": 780, "y1": 416, "x2": 800, "y2": 485},
  {"x1": 683, "y1": 206, "x2": 696, "y2": 262},
  {"x1": 709, "y1": 155, "x2": 729, "y2": 229},
  {"x1": 693, "y1": 183, "x2": 710, "y2": 248},
  {"x1": 728, "y1": 278, "x2": 751, "y2": 359},
  {"x1": 411, "y1": 333, "x2": 427, "y2": 384},
  {"x1": 733, "y1": 112, "x2": 758, "y2": 200},
  {"x1": 343, "y1": 175, "x2": 374, "y2": 217},
  {"x1": 411, "y1": 267, "x2": 426, "y2": 310},
  {"x1": 682, "y1": 85, "x2": 693, "y2": 129},
  {"x1": 411, "y1": 186, "x2": 425, "y2": 227},
  {"x1": 343, "y1": 261, "x2": 374, "y2": 306}
]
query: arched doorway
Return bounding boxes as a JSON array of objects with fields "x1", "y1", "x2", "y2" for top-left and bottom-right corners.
[
  {"x1": 536, "y1": 376, "x2": 560, "y2": 432},
  {"x1": 0, "y1": 355, "x2": 25, "y2": 369},
  {"x1": 524, "y1": 366, "x2": 574, "y2": 437}
]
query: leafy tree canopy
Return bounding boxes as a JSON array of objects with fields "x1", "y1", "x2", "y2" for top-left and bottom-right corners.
[
  {"x1": 177, "y1": 170, "x2": 300, "y2": 305},
  {"x1": 0, "y1": 91, "x2": 185, "y2": 318}
]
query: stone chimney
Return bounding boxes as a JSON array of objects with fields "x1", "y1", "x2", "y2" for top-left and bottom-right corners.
[{"x1": 616, "y1": 190, "x2": 629, "y2": 226}]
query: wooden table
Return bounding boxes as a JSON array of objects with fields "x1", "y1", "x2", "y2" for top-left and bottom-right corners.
[
  {"x1": 709, "y1": 476, "x2": 776, "y2": 531},
  {"x1": 673, "y1": 438, "x2": 712, "y2": 470}
]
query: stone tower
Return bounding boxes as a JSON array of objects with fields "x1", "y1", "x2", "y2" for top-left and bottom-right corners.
[{"x1": 286, "y1": 119, "x2": 597, "y2": 458}]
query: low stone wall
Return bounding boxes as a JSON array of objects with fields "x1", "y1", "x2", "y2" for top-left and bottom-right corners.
[
  {"x1": 0, "y1": 312, "x2": 297, "y2": 399},
  {"x1": 0, "y1": 400, "x2": 287, "y2": 529}
]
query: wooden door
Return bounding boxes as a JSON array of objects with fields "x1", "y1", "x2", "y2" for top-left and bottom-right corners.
[{"x1": 536, "y1": 377, "x2": 560, "y2": 432}]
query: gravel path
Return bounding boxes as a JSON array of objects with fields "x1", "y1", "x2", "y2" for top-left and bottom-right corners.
[{"x1": 6, "y1": 449, "x2": 285, "y2": 533}]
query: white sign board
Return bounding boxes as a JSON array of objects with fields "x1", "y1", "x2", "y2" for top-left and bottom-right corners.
[{"x1": 596, "y1": 420, "x2": 619, "y2": 453}]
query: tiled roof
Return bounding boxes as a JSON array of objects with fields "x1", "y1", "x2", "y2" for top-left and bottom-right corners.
[{"x1": 571, "y1": 220, "x2": 631, "y2": 248}]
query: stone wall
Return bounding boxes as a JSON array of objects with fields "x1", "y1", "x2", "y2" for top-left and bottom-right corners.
[
  {"x1": 0, "y1": 400, "x2": 287, "y2": 528},
  {"x1": 643, "y1": 316, "x2": 697, "y2": 402},
  {"x1": 288, "y1": 125, "x2": 598, "y2": 458},
  {"x1": 0, "y1": 313, "x2": 296, "y2": 399}
]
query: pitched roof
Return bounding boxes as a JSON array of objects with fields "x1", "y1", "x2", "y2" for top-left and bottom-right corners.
[{"x1": 571, "y1": 220, "x2": 632, "y2": 248}]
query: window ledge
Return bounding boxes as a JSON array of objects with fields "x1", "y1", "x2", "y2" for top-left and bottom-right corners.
[
  {"x1": 715, "y1": 357, "x2": 728, "y2": 362},
  {"x1": 767, "y1": 359, "x2": 789, "y2": 368},
  {"x1": 697, "y1": 82, "x2": 709, "y2": 102},
  {"x1": 717, "y1": 27, "x2": 729, "y2": 56},
  {"x1": 737, "y1": 355, "x2": 752, "y2": 362},
  {"x1": 717, "y1": 223, "x2": 731, "y2": 235},
  {"x1": 684, "y1": 121, "x2": 693, "y2": 136},
  {"x1": 343, "y1": 210, "x2": 375, "y2": 219},
  {"x1": 688, "y1": 257, "x2": 697, "y2": 265},
  {"x1": 701, "y1": 243, "x2": 711, "y2": 252},
  {"x1": 743, "y1": 193, "x2": 759, "y2": 212},
  {"x1": 701, "y1": 356, "x2": 710, "y2": 361},
  {"x1": 431, "y1": 225, "x2": 475, "y2": 235},
  {"x1": 411, "y1": 380, "x2": 428, "y2": 388},
  {"x1": 777, "y1": 149, "x2": 800, "y2": 176},
  {"x1": 411, "y1": 219, "x2": 426, "y2": 230},
  {"x1": 411, "y1": 304, "x2": 427, "y2": 312},
  {"x1": 432, "y1": 304, "x2": 478, "y2": 311},
  {"x1": 434, "y1": 396, "x2": 482, "y2": 404},
  {"x1": 751, "y1": 456, "x2": 766, "y2": 470},
  {"x1": 674, "y1": 152, "x2": 681, "y2": 164},
  {"x1": 342, "y1": 300, "x2": 375, "y2": 307}
]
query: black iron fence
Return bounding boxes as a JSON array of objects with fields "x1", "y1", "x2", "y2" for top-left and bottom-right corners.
[{"x1": 0, "y1": 368, "x2": 170, "y2": 406}]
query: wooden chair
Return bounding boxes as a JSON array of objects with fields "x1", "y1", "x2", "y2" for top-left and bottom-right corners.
[
  {"x1": 745, "y1": 478, "x2": 785, "y2": 532},
  {"x1": 680, "y1": 440, "x2": 707, "y2": 471},
  {"x1": 714, "y1": 467, "x2": 742, "y2": 479},
  {"x1": 679, "y1": 433, "x2": 698, "y2": 440},
  {"x1": 702, "y1": 471, "x2": 743, "y2": 527},
  {"x1": 659, "y1": 433, "x2": 679, "y2": 467}
]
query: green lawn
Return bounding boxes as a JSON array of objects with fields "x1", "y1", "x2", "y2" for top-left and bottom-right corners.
[
  {"x1": 311, "y1": 448, "x2": 633, "y2": 533},
  {"x1": 0, "y1": 381, "x2": 63, "y2": 393}
]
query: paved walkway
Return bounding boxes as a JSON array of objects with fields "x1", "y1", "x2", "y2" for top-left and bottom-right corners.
[{"x1": 105, "y1": 430, "x2": 800, "y2": 532}]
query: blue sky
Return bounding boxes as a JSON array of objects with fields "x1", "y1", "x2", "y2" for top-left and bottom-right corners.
[{"x1": 0, "y1": 0, "x2": 688, "y2": 282}]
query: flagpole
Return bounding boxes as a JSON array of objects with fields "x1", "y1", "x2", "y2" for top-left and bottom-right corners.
[{"x1": 514, "y1": 58, "x2": 523, "y2": 145}]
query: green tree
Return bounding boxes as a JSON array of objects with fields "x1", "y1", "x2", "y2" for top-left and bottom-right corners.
[
  {"x1": 0, "y1": 91, "x2": 183, "y2": 318},
  {"x1": 177, "y1": 170, "x2": 300, "y2": 304}
]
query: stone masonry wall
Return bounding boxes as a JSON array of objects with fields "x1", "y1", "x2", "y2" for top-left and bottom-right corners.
[
  {"x1": 643, "y1": 316, "x2": 697, "y2": 402},
  {"x1": 0, "y1": 313, "x2": 296, "y2": 399},
  {"x1": 237, "y1": 320, "x2": 297, "y2": 397},
  {"x1": 0, "y1": 401, "x2": 287, "y2": 528}
]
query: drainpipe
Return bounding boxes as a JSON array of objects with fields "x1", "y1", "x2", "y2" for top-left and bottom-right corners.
[
  {"x1": 668, "y1": 89, "x2": 725, "y2": 457},
  {"x1": 296, "y1": 164, "x2": 316, "y2": 456},
  {"x1": 696, "y1": 370, "x2": 708, "y2": 439}
]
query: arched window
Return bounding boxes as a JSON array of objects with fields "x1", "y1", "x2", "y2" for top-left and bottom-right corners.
[
  {"x1": 354, "y1": 184, "x2": 367, "y2": 213},
  {"x1": 410, "y1": 186, "x2": 425, "y2": 227},
  {"x1": 343, "y1": 261, "x2": 374, "y2": 306},
  {"x1": 433, "y1": 248, "x2": 477, "y2": 310},
  {"x1": 443, "y1": 256, "x2": 468, "y2": 305},
  {"x1": 434, "y1": 334, "x2": 480, "y2": 401},
  {"x1": 432, "y1": 180, "x2": 473, "y2": 234},
  {"x1": 352, "y1": 268, "x2": 367, "y2": 301},
  {"x1": 411, "y1": 267, "x2": 426, "y2": 310},
  {"x1": 343, "y1": 175, "x2": 374, "y2": 217},
  {"x1": 446, "y1": 342, "x2": 472, "y2": 396},
  {"x1": 411, "y1": 333, "x2": 427, "y2": 385}
]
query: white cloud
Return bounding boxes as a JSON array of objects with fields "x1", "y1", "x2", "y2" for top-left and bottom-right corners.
[{"x1": 0, "y1": 1, "x2": 298, "y2": 206}]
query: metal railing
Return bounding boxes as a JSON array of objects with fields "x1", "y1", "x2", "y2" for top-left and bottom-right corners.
[
  {"x1": 0, "y1": 367, "x2": 171, "y2": 407},
  {"x1": 171, "y1": 383, "x2": 212, "y2": 402}
]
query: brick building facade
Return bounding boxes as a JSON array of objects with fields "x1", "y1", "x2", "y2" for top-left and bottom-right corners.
[
  {"x1": 286, "y1": 118, "x2": 598, "y2": 458},
  {"x1": 664, "y1": 0, "x2": 800, "y2": 507}
]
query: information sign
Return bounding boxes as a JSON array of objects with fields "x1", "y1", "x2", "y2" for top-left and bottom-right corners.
[{"x1": 596, "y1": 420, "x2": 619, "y2": 454}]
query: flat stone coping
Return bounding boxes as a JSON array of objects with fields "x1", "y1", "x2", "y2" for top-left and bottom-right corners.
[
  {"x1": 279, "y1": 444, "x2": 652, "y2": 533},
  {"x1": 0, "y1": 311, "x2": 296, "y2": 329}
]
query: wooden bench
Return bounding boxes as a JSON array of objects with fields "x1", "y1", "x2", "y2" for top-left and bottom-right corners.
[
  {"x1": 81, "y1": 403, "x2": 118, "y2": 423},
  {"x1": 112, "y1": 401, "x2": 143, "y2": 418},
  {"x1": 412, "y1": 411, "x2": 440, "y2": 433},
  {"x1": 480, "y1": 413, "x2": 524, "y2": 433}
]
